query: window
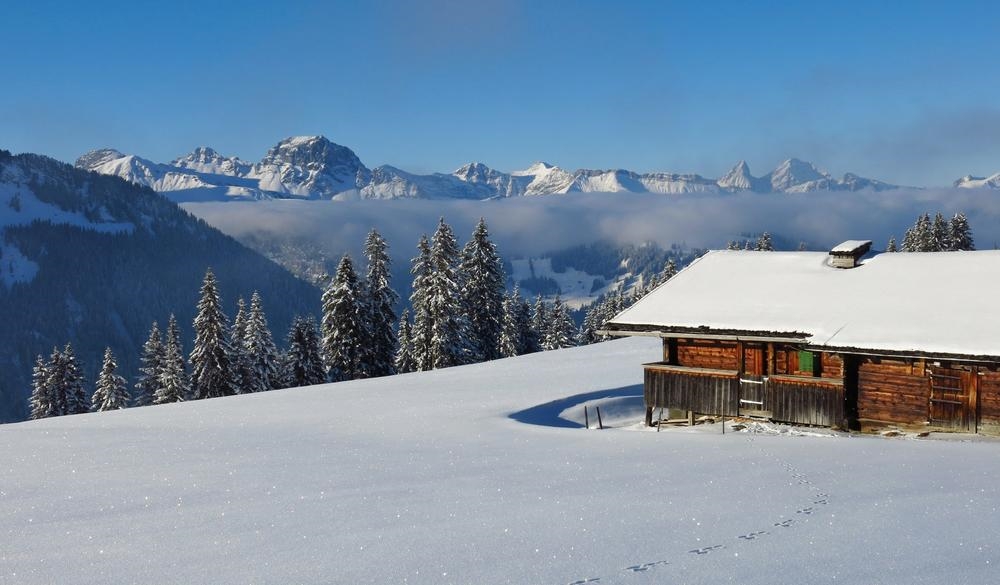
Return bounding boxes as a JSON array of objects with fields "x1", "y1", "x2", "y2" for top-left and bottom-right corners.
[{"x1": 798, "y1": 350, "x2": 815, "y2": 375}]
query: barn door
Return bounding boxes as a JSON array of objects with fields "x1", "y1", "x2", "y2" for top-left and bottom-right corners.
[{"x1": 928, "y1": 365, "x2": 975, "y2": 431}]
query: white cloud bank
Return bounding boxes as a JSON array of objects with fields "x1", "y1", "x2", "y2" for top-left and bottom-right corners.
[{"x1": 182, "y1": 188, "x2": 1000, "y2": 264}]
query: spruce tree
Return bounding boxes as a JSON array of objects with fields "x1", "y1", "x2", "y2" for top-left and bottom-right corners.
[
  {"x1": 29, "y1": 354, "x2": 54, "y2": 420},
  {"x1": 92, "y1": 347, "x2": 129, "y2": 412},
  {"x1": 886, "y1": 236, "x2": 898, "y2": 253},
  {"x1": 156, "y1": 324, "x2": 189, "y2": 404},
  {"x1": 322, "y1": 254, "x2": 365, "y2": 382},
  {"x1": 755, "y1": 232, "x2": 774, "y2": 251},
  {"x1": 459, "y1": 218, "x2": 506, "y2": 363},
  {"x1": 428, "y1": 219, "x2": 470, "y2": 368},
  {"x1": 134, "y1": 321, "x2": 164, "y2": 407},
  {"x1": 231, "y1": 297, "x2": 253, "y2": 393},
  {"x1": 498, "y1": 286, "x2": 525, "y2": 358},
  {"x1": 529, "y1": 295, "x2": 549, "y2": 352},
  {"x1": 244, "y1": 291, "x2": 280, "y2": 392},
  {"x1": 543, "y1": 296, "x2": 577, "y2": 350},
  {"x1": 409, "y1": 235, "x2": 434, "y2": 371},
  {"x1": 949, "y1": 213, "x2": 975, "y2": 251},
  {"x1": 283, "y1": 316, "x2": 326, "y2": 388},
  {"x1": 932, "y1": 212, "x2": 950, "y2": 251},
  {"x1": 363, "y1": 229, "x2": 398, "y2": 377},
  {"x1": 61, "y1": 344, "x2": 89, "y2": 414},
  {"x1": 662, "y1": 258, "x2": 678, "y2": 281},
  {"x1": 394, "y1": 309, "x2": 417, "y2": 374},
  {"x1": 189, "y1": 268, "x2": 236, "y2": 399}
]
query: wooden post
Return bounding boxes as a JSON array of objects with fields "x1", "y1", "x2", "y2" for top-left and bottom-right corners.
[
  {"x1": 687, "y1": 410, "x2": 695, "y2": 426},
  {"x1": 584, "y1": 405, "x2": 589, "y2": 430},
  {"x1": 596, "y1": 406, "x2": 604, "y2": 430},
  {"x1": 645, "y1": 406, "x2": 654, "y2": 428}
]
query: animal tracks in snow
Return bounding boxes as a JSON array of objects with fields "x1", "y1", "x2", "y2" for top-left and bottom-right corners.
[
  {"x1": 738, "y1": 530, "x2": 769, "y2": 540},
  {"x1": 688, "y1": 544, "x2": 726, "y2": 555},
  {"x1": 623, "y1": 560, "x2": 669, "y2": 572}
]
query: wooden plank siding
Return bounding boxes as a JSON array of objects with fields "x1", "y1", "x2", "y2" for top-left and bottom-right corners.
[
  {"x1": 858, "y1": 358, "x2": 930, "y2": 425},
  {"x1": 644, "y1": 365, "x2": 739, "y2": 417},
  {"x1": 768, "y1": 375, "x2": 845, "y2": 427},
  {"x1": 979, "y1": 370, "x2": 1000, "y2": 434},
  {"x1": 643, "y1": 364, "x2": 846, "y2": 428}
]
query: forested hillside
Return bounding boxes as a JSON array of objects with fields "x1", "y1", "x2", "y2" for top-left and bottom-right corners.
[{"x1": 0, "y1": 152, "x2": 319, "y2": 421}]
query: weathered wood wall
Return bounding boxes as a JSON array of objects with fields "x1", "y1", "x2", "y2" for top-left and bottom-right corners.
[
  {"x1": 768, "y1": 376, "x2": 845, "y2": 427},
  {"x1": 858, "y1": 358, "x2": 929, "y2": 425},
  {"x1": 674, "y1": 339, "x2": 739, "y2": 370},
  {"x1": 645, "y1": 366, "x2": 738, "y2": 416},
  {"x1": 644, "y1": 365, "x2": 845, "y2": 427},
  {"x1": 979, "y1": 369, "x2": 1000, "y2": 434}
]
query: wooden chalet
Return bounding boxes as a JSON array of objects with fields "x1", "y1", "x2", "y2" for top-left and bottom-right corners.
[{"x1": 601, "y1": 242, "x2": 1000, "y2": 434}]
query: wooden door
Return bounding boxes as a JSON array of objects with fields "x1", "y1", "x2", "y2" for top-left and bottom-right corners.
[{"x1": 928, "y1": 365, "x2": 975, "y2": 431}]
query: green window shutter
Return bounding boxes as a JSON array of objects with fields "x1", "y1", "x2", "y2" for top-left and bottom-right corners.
[{"x1": 798, "y1": 350, "x2": 814, "y2": 374}]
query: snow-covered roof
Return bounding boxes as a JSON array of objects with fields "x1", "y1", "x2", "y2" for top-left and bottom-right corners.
[
  {"x1": 830, "y1": 239, "x2": 872, "y2": 254},
  {"x1": 607, "y1": 250, "x2": 1000, "y2": 358}
]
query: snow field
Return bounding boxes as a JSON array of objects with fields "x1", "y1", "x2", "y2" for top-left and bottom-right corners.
[{"x1": 2, "y1": 337, "x2": 999, "y2": 584}]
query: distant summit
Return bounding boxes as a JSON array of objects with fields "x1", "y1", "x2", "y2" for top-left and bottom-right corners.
[{"x1": 77, "y1": 137, "x2": 905, "y2": 202}]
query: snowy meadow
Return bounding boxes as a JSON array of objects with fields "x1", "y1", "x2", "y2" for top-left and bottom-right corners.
[{"x1": 3, "y1": 337, "x2": 999, "y2": 584}]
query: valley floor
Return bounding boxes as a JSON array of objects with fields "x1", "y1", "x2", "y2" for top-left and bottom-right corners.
[{"x1": 2, "y1": 337, "x2": 999, "y2": 584}]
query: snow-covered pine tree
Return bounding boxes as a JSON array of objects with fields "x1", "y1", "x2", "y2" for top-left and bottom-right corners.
[
  {"x1": 543, "y1": 296, "x2": 577, "y2": 351},
  {"x1": 244, "y1": 291, "x2": 280, "y2": 392},
  {"x1": 29, "y1": 354, "x2": 54, "y2": 419},
  {"x1": 515, "y1": 294, "x2": 536, "y2": 354},
  {"x1": 133, "y1": 321, "x2": 164, "y2": 407},
  {"x1": 61, "y1": 343, "x2": 90, "y2": 415},
  {"x1": 231, "y1": 297, "x2": 253, "y2": 393},
  {"x1": 662, "y1": 258, "x2": 678, "y2": 281},
  {"x1": 755, "y1": 232, "x2": 774, "y2": 251},
  {"x1": 529, "y1": 295, "x2": 549, "y2": 353},
  {"x1": 363, "y1": 228, "x2": 398, "y2": 378},
  {"x1": 932, "y1": 212, "x2": 950, "y2": 252},
  {"x1": 92, "y1": 347, "x2": 129, "y2": 411},
  {"x1": 282, "y1": 316, "x2": 326, "y2": 388},
  {"x1": 189, "y1": 268, "x2": 236, "y2": 399},
  {"x1": 498, "y1": 285, "x2": 526, "y2": 357},
  {"x1": 156, "y1": 324, "x2": 188, "y2": 404},
  {"x1": 726, "y1": 240, "x2": 739, "y2": 250},
  {"x1": 322, "y1": 254, "x2": 365, "y2": 382},
  {"x1": 459, "y1": 218, "x2": 506, "y2": 363},
  {"x1": 949, "y1": 213, "x2": 974, "y2": 251},
  {"x1": 409, "y1": 235, "x2": 434, "y2": 371},
  {"x1": 394, "y1": 309, "x2": 417, "y2": 373},
  {"x1": 886, "y1": 237, "x2": 898, "y2": 253},
  {"x1": 428, "y1": 218, "x2": 470, "y2": 369}
]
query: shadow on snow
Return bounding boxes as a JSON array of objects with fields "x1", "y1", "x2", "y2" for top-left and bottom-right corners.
[{"x1": 507, "y1": 384, "x2": 643, "y2": 428}]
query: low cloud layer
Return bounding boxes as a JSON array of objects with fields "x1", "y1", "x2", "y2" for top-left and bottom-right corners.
[{"x1": 183, "y1": 189, "x2": 1000, "y2": 266}]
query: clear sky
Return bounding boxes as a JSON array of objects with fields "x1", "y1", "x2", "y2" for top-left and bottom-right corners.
[{"x1": 3, "y1": 0, "x2": 999, "y2": 186}]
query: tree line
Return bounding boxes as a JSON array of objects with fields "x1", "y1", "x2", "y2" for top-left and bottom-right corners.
[{"x1": 29, "y1": 218, "x2": 673, "y2": 419}]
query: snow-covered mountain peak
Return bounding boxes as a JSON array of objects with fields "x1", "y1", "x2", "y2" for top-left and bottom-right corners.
[
  {"x1": 260, "y1": 135, "x2": 363, "y2": 170},
  {"x1": 767, "y1": 158, "x2": 831, "y2": 192},
  {"x1": 512, "y1": 161, "x2": 555, "y2": 177},
  {"x1": 75, "y1": 148, "x2": 126, "y2": 170},
  {"x1": 171, "y1": 147, "x2": 252, "y2": 176},
  {"x1": 954, "y1": 173, "x2": 1000, "y2": 189},
  {"x1": 718, "y1": 160, "x2": 758, "y2": 191}
]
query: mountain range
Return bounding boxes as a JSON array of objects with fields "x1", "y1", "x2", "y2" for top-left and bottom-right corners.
[{"x1": 75, "y1": 135, "x2": 953, "y2": 203}]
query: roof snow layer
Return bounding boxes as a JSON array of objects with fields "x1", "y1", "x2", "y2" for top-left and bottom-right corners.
[{"x1": 609, "y1": 249, "x2": 1000, "y2": 358}]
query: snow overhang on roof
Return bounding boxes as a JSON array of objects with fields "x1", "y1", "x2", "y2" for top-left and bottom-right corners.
[{"x1": 604, "y1": 249, "x2": 1000, "y2": 360}]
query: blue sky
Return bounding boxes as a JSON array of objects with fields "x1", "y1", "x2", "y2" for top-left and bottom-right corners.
[{"x1": 3, "y1": 0, "x2": 999, "y2": 185}]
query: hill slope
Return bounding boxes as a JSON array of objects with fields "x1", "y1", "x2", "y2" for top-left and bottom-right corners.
[{"x1": 2, "y1": 337, "x2": 999, "y2": 584}]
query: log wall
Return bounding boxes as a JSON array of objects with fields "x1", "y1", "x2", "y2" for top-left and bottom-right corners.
[
  {"x1": 858, "y1": 358, "x2": 929, "y2": 425},
  {"x1": 675, "y1": 339, "x2": 739, "y2": 370},
  {"x1": 979, "y1": 369, "x2": 1000, "y2": 434},
  {"x1": 768, "y1": 376, "x2": 845, "y2": 427}
]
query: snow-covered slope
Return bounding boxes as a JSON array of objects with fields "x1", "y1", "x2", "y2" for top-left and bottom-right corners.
[
  {"x1": 4, "y1": 337, "x2": 1000, "y2": 585},
  {"x1": 954, "y1": 173, "x2": 1000, "y2": 189},
  {"x1": 78, "y1": 139, "x2": 903, "y2": 201}
]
